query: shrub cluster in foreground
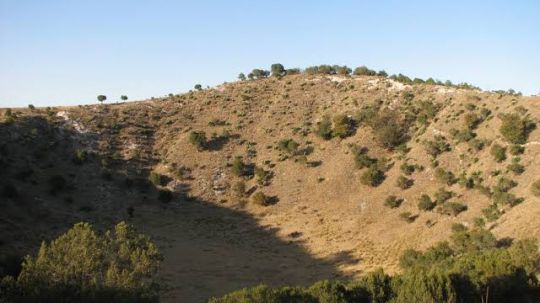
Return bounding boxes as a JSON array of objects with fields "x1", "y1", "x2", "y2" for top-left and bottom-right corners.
[
  {"x1": 209, "y1": 225, "x2": 539, "y2": 303},
  {"x1": 0, "y1": 222, "x2": 162, "y2": 303}
]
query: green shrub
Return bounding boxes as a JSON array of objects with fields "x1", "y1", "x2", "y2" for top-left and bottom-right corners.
[
  {"x1": 9, "y1": 222, "x2": 161, "y2": 303},
  {"x1": 251, "y1": 192, "x2": 269, "y2": 206},
  {"x1": 437, "y1": 201, "x2": 467, "y2": 216},
  {"x1": 482, "y1": 204, "x2": 502, "y2": 222},
  {"x1": 434, "y1": 168, "x2": 456, "y2": 185},
  {"x1": 148, "y1": 171, "x2": 166, "y2": 186},
  {"x1": 371, "y1": 111, "x2": 409, "y2": 150},
  {"x1": 434, "y1": 188, "x2": 454, "y2": 204},
  {"x1": 277, "y1": 138, "x2": 299, "y2": 155},
  {"x1": 417, "y1": 194, "x2": 435, "y2": 211},
  {"x1": 384, "y1": 195, "x2": 402, "y2": 208},
  {"x1": 270, "y1": 63, "x2": 285, "y2": 77},
  {"x1": 231, "y1": 156, "x2": 246, "y2": 177},
  {"x1": 254, "y1": 167, "x2": 272, "y2": 185},
  {"x1": 490, "y1": 143, "x2": 507, "y2": 162},
  {"x1": 351, "y1": 146, "x2": 377, "y2": 169},
  {"x1": 499, "y1": 113, "x2": 535, "y2": 144},
  {"x1": 353, "y1": 66, "x2": 377, "y2": 76},
  {"x1": 316, "y1": 116, "x2": 333, "y2": 140},
  {"x1": 360, "y1": 164, "x2": 385, "y2": 187},
  {"x1": 423, "y1": 135, "x2": 451, "y2": 157},
  {"x1": 189, "y1": 131, "x2": 207, "y2": 150},
  {"x1": 332, "y1": 114, "x2": 354, "y2": 138},
  {"x1": 509, "y1": 144, "x2": 524, "y2": 155},
  {"x1": 507, "y1": 157, "x2": 525, "y2": 175},
  {"x1": 399, "y1": 163, "x2": 416, "y2": 176},
  {"x1": 392, "y1": 270, "x2": 457, "y2": 303},
  {"x1": 396, "y1": 175, "x2": 413, "y2": 189},
  {"x1": 531, "y1": 180, "x2": 540, "y2": 197},
  {"x1": 464, "y1": 113, "x2": 482, "y2": 129}
]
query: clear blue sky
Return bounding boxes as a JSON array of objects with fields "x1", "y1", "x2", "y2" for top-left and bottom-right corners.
[{"x1": 1, "y1": 1, "x2": 539, "y2": 107}]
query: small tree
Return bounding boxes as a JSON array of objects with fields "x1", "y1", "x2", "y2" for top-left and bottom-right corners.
[
  {"x1": 121, "y1": 95, "x2": 128, "y2": 102},
  {"x1": 270, "y1": 63, "x2": 285, "y2": 77},
  {"x1": 97, "y1": 95, "x2": 107, "y2": 104},
  {"x1": 238, "y1": 73, "x2": 246, "y2": 81},
  {"x1": 194, "y1": 84, "x2": 202, "y2": 91},
  {"x1": 231, "y1": 156, "x2": 246, "y2": 177}
]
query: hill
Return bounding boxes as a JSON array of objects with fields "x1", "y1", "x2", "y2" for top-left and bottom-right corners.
[{"x1": 1, "y1": 67, "x2": 539, "y2": 302}]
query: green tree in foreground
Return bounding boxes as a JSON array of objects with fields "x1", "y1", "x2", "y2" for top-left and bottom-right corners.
[{"x1": 1, "y1": 222, "x2": 162, "y2": 303}]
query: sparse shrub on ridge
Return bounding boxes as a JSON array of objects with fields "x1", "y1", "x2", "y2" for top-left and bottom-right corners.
[{"x1": 434, "y1": 168, "x2": 456, "y2": 185}]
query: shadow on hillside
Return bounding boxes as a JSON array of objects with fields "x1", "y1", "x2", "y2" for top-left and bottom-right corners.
[
  {"x1": 0, "y1": 114, "x2": 360, "y2": 303},
  {"x1": 143, "y1": 195, "x2": 358, "y2": 303}
]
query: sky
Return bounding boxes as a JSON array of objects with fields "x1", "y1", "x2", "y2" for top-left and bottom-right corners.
[{"x1": 1, "y1": 1, "x2": 539, "y2": 107}]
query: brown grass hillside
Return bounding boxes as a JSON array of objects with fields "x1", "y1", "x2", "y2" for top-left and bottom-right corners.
[{"x1": 1, "y1": 73, "x2": 539, "y2": 302}]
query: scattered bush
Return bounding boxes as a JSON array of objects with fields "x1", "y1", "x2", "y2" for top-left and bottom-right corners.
[
  {"x1": 254, "y1": 166, "x2": 272, "y2": 185},
  {"x1": 270, "y1": 63, "x2": 285, "y2": 77},
  {"x1": 490, "y1": 143, "x2": 507, "y2": 162},
  {"x1": 482, "y1": 204, "x2": 502, "y2": 222},
  {"x1": 507, "y1": 157, "x2": 525, "y2": 175},
  {"x1": 231, "y1": 156, "x2": 246, "y2": 177},
  {"x1": 417, "y1": 194, "x2": 436, "y2": 211},
  {"x1": 396, "y1": 175, "x2": 413, "y2": 189},
  {"x1": 437, "y1": 201, "x2": 467, "y2": 216},
  {"x1": 434, "y1": 168, "x2": 456, "y2": 185},
  {"x1": 423, "y1": 135, "x2": 451, "y2": 158},
  {"x1": 360, "y1": 164, "x2": 385, "y2": 187},
  {"x1": 371, "y1": 111, "x2": 409, "y2": 150},
  {"x1": 384, "y1": 195, "x2": 402, "y2": 208},
  {"x1": 277, "y1": 139, "x2": 299, "y2": 155},
  {"x1": 332, "y1": 114, "x2": 354, "y2": 138},
  {"x1": 353, "y1": 66, "x2": 377, "y2": 76},
  {"x1": 399, "y1": 163, "x2": 416, "y2": 176},
  {"x1": 148, "y1": 171, "x2": 166, "y2": 186},
  {"x1": 316, "y1": 116, "x2": 333, "y2": 140},
  {"x1": 351, "y1": 146, "x2": 377, "y2": 169},
  {"x1": 251, "y1": 192, "x2": 269, "y2": 206},
  {"x1": 509, "y1": 144, "x2": 525, "y2": 155},
  {"x1": 189, "y1": 131, "x2": 207, "y2": 150},
  {"x1": 434, "y1": 188, "x2": 454, "y2": 204},
  {"x1": 499, "y1": 113, "x2": 535, "y2": 144}
]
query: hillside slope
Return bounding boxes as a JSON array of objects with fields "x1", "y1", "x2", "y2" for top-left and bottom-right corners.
[{"x1": 1, "y1": 73, "x2": 539, "y2": 302}]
